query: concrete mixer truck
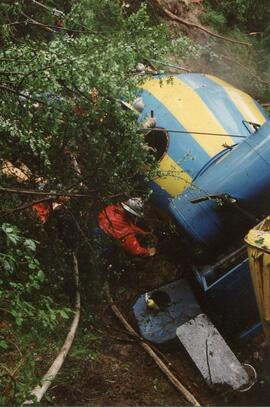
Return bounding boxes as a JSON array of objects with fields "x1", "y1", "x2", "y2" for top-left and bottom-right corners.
[{"x1": 133, "y1": 73, "x2": 270, "y2": 345}]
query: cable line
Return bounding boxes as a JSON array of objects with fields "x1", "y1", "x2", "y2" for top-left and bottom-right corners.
[{"x1": 141, "y1": 128, "x2": 246, "y2": 138}]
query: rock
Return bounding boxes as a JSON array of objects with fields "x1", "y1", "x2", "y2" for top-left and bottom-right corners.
[{"x1": 176, "y1": 314, "x2": 250, "y2": 390}]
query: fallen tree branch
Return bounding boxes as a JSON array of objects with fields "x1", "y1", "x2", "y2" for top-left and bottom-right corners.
[
  {"x1": 31, "y1": 0, "x2": 64, "y2": 17},
  {"x1": 152, "y1": 0, "x2": 251, "y2": 47},
  {"x1": 3, "y1": 20, "x2": 27, "y2": 26},
  {"x1": 21, "y1": 12, "x2": 54, "y2": 33},
  {"x1": 21, "y1": 11, "x2": 105, "y2": 37},
  {"x1": 4, "y1": 197, "x2": 53, "y2": 213},
  {"x1": 105, "y1": 283, "x2": 200, "y2": 406},
  {"x1": 0, "y1": 186, "x2": 127, "y2": 213},
  {"x1": 0, "y1": 58, "x2": 29, "y2": 63},
  {"x1": 101, "y1": 314, "x2": 174, "y2": 366},
  {"x1": 0, "y1": 185, "x2": 94, "y2": 198},
  {"x1": 23, "y1": 252, "x2": 80, "y2": 405}
]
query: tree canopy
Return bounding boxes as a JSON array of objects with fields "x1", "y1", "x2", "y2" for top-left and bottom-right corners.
[
  {"x1": 0, "y1": 2, "x2": 196, "y2": 402},
  {"x1": 1, "y1": 1, "x2": 168, "y2": 210}
]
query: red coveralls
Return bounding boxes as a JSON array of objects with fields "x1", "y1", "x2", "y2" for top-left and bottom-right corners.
[
  {"x1": 98, "y1": 203, "x2": 151, "y2": 256},
  {"x1": 32, "y1": 202, "x2": 52, "y2": 223}
]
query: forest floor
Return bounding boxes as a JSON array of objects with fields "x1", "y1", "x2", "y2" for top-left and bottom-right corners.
[{"x1": 48, "y1": 247, "x2": 270, "y2": 406}]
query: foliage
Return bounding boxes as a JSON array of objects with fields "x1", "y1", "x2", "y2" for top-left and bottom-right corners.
[
  {"x1": 200, "y1": 7, "x2": 226, "y2": 33},
  {"x1": 201, "y1": 0, "x2": 270, "y2": 99},
  {"x1": 203, "y1": 0, "x2": 270, "y2": 31},
  {"x1": 170, "y1": 36, "x2": 202, "y2": 60},
  {"x1": 0, "y1": 223, "x2": 73, "y2": 404},
  {"x1": 0, "y1": 3, "x2": 171, "y2": 216},
  {"x1": 0, "y1": 1, "x2": 199, "y2": 404},
  {"x1": 0, "y1": 1, "x2": 200, "y2": 215},
  {"x1": 0, "y1": 223, "x2": 71, "y2": 329}
]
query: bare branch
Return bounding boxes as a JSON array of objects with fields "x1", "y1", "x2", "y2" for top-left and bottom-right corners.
[
  {"x1": 0, "y1": 186, "x2": 95, "y2": 198},
  {"x1": 152, "y1": 0, "x2": 251, "y2": 47},
  {"x1": 21, "y1": 12, "x2": 54, "y2": 33},
  {"x1": 3, "y1": 20, "x2": 27, "y2": 26},
  {"x1": 4, "y1": 197, "x2": 53, "y2": 213}
]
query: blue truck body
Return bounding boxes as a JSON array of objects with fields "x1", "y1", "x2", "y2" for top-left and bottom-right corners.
[{"x1": 138, "y1": 73, "x2": 270, "y2": 340}]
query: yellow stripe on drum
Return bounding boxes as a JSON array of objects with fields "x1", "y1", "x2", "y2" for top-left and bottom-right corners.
[
  {"x1": 142, "y1": 78, "x2": 234, "y2": 157},
  {"x1": 206, "y1": 75, "x2": 267, "y2": 126},
  {"x1": 154, "y1": 154, "x2": 192, "y2": 197}
]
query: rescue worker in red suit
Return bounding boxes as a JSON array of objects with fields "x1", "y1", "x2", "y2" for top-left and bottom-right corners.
[
  {"x1": 98, "y1": 198, "x2": 156, "y2": 257},
  {"x1": 32, "y1": 198, "x2": 78, "y2": 250}
]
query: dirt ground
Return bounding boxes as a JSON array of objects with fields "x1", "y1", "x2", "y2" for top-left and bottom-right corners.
[{"x1": 48, "y1": 245, "x2": 270, "y2": 406}]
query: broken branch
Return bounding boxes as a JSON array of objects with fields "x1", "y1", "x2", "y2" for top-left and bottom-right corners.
[
  {"x1": 23, "y1": 252, "x2": 80, "y2": 404},
  {"x1": 152, "y1": 0, "x2": 251, "y2": 47},
  {"x1": 21, "y1": 12, "x2": 54, "y2": 33},
  {"x1": 4, "y1": 197, "x2": 53, "y2": 213},
  {"x1": 105, "y1": 283, "x2": 201, "y2": 406},
  {"x1": 0, "y1": 185, "x2": 94, "y2": 198}
]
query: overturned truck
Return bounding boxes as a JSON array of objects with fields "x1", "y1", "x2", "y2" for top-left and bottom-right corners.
[{"x1": 133, "y1": 73, "x2": 270, "y2": 389}]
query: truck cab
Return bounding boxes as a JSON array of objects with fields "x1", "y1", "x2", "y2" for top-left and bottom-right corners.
[{"x1": 194, "y1": 246, "x2": 260, "y2": 341}]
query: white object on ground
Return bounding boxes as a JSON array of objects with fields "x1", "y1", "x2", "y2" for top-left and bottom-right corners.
[
  {"x1": 176, "y1": 313, "x2": 250, "y2": 390},
  {"x1": 23, "y1": 253, "x2": 80, "y2": 404}
]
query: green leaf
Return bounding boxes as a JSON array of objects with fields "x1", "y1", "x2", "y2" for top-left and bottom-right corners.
[
  {"x1": 24, "y1": 239, "x2": 36, "y2": 252},
  {"x1": 58, "y1": 309, "x2": 70, "y2": 319},
  {"x1": 15, "y1": 316, "x2": 23, "y2": 326},
  {"x1": 37, "y1": 270, "x2": 45, "y2": 282},
  {"x1": 8, "y1": 235, "x2": 19, "y2": 246},
  {"x1": 0, "y1": 339, "x2": 8, "y2": 350}
]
